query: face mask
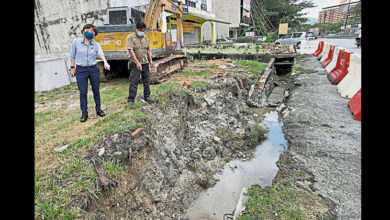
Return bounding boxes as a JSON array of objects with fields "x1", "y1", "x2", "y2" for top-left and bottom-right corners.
[
  {"x1": 84, "y1": 31, "x2": 94, "y2": 40},
  {"x1": 137, "y1": 31, "x2": 144, "y2": 37}
]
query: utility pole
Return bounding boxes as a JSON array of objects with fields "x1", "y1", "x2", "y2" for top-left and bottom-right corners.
[
  {"x1": 322, "y1": 11, "x2": 326, "y2": 37},
  {"x1": 344, "y1": 0, "x2": 352, "y2": 32}
]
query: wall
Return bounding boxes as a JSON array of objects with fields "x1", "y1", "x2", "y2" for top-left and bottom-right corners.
[
  {"x1": 34, "y1": 0, "x2": 113, "y2": 56},
  {"x1": 214, "y1": 0, "x2": 241, "y2": 39}
]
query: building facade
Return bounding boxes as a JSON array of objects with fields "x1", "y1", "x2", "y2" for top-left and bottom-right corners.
[{"x1": 318, "y1": 0, "x2": 360, "y2": 24}]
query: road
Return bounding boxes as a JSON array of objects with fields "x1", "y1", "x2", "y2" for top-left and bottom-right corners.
[
  {"x1": 280, "y1": 54, "x2": 361, "y2": 219},
  {"x1": 317, "y1": 38, "x2": 361, "y2": 55}
]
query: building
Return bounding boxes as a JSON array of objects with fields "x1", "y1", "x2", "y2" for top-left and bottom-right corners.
[
  {"x1": 318, "y1": 0, "x2": 360, "y2": 24},
  {"x1": 214, "y1": 0, "x2": 251, "y2": 40}
]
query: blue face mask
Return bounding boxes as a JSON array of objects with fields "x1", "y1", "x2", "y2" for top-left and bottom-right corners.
[
  {"x1": 84, "y1": 31, "x2": 94, "y2": 40},
  {"x1": 137, "y1": 31, "x2": 144, "y2": 37}
]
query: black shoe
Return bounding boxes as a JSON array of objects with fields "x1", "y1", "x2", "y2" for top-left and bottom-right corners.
[
  {"x1": 97, "y1": 110, "x2": 105, "y2": 117},
  {"x1": 128, "y1": 100, "x2": 134, "y2": 107},
  {"x1": 144, "y1": 97, "x2": 154, "y2": 103},
  {"x1": 80, "y1": 114, "x2": 88, "y2": 122}
]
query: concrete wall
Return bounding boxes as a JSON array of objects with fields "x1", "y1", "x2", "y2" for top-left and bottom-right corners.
[
  {"x1": 215, "y1": 0, "x2": 241, "y2": 39},
  {"x1": 34, "y1": 0, "x2": 112, "y2": 56}
]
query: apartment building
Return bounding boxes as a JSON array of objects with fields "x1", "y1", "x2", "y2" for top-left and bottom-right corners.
[{"x1": 318, "y1": 0, "x2": 360, "y2": 24}]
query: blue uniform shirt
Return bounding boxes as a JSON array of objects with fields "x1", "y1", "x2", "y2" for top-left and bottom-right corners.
[{"x1": 70, "y1": 38, "x2": 104, "y2": 66}]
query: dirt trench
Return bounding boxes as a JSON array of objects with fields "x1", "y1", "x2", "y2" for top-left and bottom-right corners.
[{"x1": 82, "y1": 70, "x2": 269, "y2": 219}]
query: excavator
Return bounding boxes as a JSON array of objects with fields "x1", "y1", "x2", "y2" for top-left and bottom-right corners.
[{"x1": 95, "y1": 0, "x2": 188, "y2": 83}]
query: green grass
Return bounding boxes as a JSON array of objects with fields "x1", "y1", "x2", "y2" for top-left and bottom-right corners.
[
  {"x1": 191, "y1": 81, "x2": 210, "y2": 88},
  {"x1": 183, "y1": 43, "x2": 267, "y2": 54},
  {"x1": 198, "y1": 64, "x2": 218, "y2": 69},
  {"x1": 238, "y1": 181, "x2": 307, "y2": 220},
  {"x1": 233, "y1": 60, "x2": 267, "y2": 76},
  {"x1": 179, "y1": 71, "x2": 209, "y2": 77}
]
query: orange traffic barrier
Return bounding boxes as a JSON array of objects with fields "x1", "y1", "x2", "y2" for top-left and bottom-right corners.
[
  {"x1": 328, "y1": 50, "x2": 352, "y2": 85},
  {"x1": 322, "y1": 45, "x2": 335, "y2": 67},
  {"x1": 313, "y1": 41, "x2": 324, "y2": 57},
  {"x1": 348, "y1": 89, "x2": 361, "y2": 121}
]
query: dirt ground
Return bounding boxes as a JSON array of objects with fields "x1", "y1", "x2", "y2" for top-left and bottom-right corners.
[
  {"x1": 35, "y1": 54, "x2": 359, "y2": 219},
  {"x1": 78, "y1": 61, "x2": 270, "y2": 219}
]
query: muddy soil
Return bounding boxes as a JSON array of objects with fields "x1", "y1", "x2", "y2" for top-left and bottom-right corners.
[{"x1": 79, "y1": 67, "x2": 271, "y2": 219}]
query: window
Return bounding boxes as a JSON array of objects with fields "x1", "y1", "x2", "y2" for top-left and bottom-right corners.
[
  {"x1": 201, "y1": 4, "x2": 207, "y2": 11},
  {"x1": 292, "y1": 33, "x2": 302, "y2": 38},
  {"x1": 109, "y1": 10, "x2": 127, "y2": 25},
  {"x1": 185, "y1": 0, "x2": 196, "y2": 8},
  {"x1": 306, "y1": 32, "x2": 314, "y2": 37},
  {"x1": 283, "y1": 34, "x2": 292, "y2": 38}
]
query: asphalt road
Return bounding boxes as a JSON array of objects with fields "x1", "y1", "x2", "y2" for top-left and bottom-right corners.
[
  {"x1": 281, "y1": 54, "x2": 361, "y2": 219},
  {"x1": 317, "y1": 38, "x2": 361, "y2": 55}
]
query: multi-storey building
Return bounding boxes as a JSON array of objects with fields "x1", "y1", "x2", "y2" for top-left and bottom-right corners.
[{"x1": 318, "y1": 0, "x2": 360, "y2": 24}]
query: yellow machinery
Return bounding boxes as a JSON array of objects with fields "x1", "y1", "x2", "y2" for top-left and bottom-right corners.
[{"x1": 95, "y1": 0, "x2": 188, "y2": 83}]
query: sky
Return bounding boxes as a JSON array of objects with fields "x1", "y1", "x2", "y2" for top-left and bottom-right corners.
[{"x1": 300, "y1": 0, "x2": 342, "y2": 18}]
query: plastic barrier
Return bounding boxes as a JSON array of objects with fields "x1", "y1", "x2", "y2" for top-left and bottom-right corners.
[
  {"x1": 318, "y1": 43, "x2": 330, "y2": 61},
  {"x1": 322, "y1": 45, "x2": 335, "y2": 67},
  {"x1": 337, "y1": 53, "x2": 361, "y2": 98},
  {"x1": 325, "y1": 47, "x2": 346, "y2": 73},
  {"x1": 328, "y1": 50, "x2": 352, "y2": 85},
  {"x1": 297, "y1": 40, "x2": 319, "y2": 54},
  {"x1": 348, "y1": 89, "x2": 361, "y2": 121},
  {"x1": 313, "y1": 41, "x2": 324, "y2": 56}
]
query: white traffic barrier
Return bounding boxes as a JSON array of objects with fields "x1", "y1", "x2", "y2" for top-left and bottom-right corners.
[
  {"x1": 297, "y1": 40, "x2": 319, "y2": 54},
  {"x1": 337, "y1": 53, "x2": 361, "y2": 98},
  {"x1": 325, "y1": 47, "x2": 346, "y2": 73},
  {"x1": 317, "y1": 43, "x2": 330, "y2": 61},
  {"x1": 320, "y1": 43, "x2": 333, "y2": 63}
]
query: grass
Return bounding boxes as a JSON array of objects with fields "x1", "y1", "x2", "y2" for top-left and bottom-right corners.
[
  {"x1": 233, "y1": 60, "x2": 268, "y2": 76},
  {"x1": 180, "y1": 71, "x2": 209, "y2": 77},
  {"x1": 35, "y1": 78, "x2": 173, "y2": 219},
  {"x1": 183, "y1": 43, "x2": 267, "y2": 54},
  {"x1": 34, "y1": 66, "x2": 210, "y2": 219},
  {"x1": 238, "y1": 181, "x2": 307, "y2": 220}
]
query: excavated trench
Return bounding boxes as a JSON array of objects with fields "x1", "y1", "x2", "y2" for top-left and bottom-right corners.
[{"x1": 78, "y1": 56, "x2": 299, "y2": 219}]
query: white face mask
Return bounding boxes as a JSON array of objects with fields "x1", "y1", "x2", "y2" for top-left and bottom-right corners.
[{"x1": 137, "y1": 31, "x2": 144, "y2": 37}]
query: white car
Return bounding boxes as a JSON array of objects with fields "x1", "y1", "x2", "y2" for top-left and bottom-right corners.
[{"x1": 275, "y1": 32, "x2": 316, "y2": 48}]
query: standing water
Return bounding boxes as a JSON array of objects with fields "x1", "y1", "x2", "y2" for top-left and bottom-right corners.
[{"x1": 184, "y1": 111, "x2": 287, "y2": 219}]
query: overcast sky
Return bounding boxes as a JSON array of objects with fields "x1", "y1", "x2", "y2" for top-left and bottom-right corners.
[{"x1": 300, "y1": 0, "x2": 342, "y2": 18}]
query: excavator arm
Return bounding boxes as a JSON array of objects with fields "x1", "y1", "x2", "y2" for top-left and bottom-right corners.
[{"x1": 144, "y1": 0, "x2": 183, "y2": 49}]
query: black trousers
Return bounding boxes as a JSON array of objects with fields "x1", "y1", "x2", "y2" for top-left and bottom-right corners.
[{"x1": 128, "y1": 63, "x2": 151, "y2": 101}]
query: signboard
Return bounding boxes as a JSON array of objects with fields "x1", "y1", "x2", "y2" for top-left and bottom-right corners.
[
  {"x1": 243, "y1": 0, "x2": 251, "y2": 11},
  {"x1": 341, "y1": 5, "x2": 349, "y2": 15},
  {"x1": 279, "y1": 23, "x2": 288, "y2": 35},
  {"x1": 182, "y1": 22, "x2": 194, "y2": 33},
  {"x1": 183, "y1": 4, "x2": 188, "y2": 14}
]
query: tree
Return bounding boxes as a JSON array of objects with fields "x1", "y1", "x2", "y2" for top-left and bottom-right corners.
[
  {"x1": 348, "y1": 2, "x2": 361, "y2": 26},
  {"x1": 251, "y1": 0, "x2": 316, "y2": 34}
]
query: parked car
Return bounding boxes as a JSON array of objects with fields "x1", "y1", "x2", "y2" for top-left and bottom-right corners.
[
  {"x1": 275, "y1": 32, "x2": 316, "y2": 48},
  {"x1": 216, "y1": 37, "x2": 233, "y2": 44}
]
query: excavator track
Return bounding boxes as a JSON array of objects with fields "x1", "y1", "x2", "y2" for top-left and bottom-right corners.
[{"x1": 150, "y1": 51, "x2": 188, "y2": 83}]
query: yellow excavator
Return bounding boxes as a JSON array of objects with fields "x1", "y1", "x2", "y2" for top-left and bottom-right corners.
[{"x1": 95, "y1": 0, "x2": 188, "y2": 83}]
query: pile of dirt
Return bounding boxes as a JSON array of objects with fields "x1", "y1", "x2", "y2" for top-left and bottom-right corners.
[{"x1": 76, "y1": 69, "x2": 270, "y2": 219}]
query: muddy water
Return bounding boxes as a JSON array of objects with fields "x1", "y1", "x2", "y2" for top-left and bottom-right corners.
[{"x1": 184, "y1": 111, "x2": 287, "y2": 219}]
